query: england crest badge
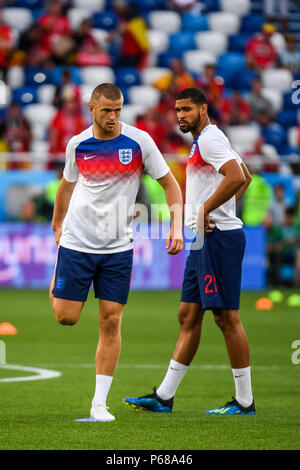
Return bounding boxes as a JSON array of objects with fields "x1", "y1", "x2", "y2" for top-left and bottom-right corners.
[{"x1": 119, "y1": 149, "x2": 132, "y2": 165}]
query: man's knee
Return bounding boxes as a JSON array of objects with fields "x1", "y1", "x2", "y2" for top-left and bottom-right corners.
[
  {"x1": 178, "y1": 303, "x2": 202, "y2": 330},
  {"x1": 213, "y1": 310, "x2": 241, "y2": 332},
  {"x1": 53, "y1": 300, "x2": 81, "y2": 326},
  {"x1": 100, "y1": 312, "x2": 122, "y2": 336}
]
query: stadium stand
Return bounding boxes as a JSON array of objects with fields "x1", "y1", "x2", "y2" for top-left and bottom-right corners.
[{"x1": 1, "y1": 0, "x2": 300, "y2": 285}]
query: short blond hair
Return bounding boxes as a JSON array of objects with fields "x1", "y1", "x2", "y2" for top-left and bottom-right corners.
[{"x1": 90, "y1": 83, "x2": 122, "y2": 104}]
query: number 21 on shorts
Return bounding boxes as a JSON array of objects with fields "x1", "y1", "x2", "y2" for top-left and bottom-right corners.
[{"x1": 204, "y1": 274, "x2": 218, "y2": 294}]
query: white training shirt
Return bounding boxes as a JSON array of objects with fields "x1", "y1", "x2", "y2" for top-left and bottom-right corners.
[
  {"x1": 60, "y1": 122, "x2": 170, "y2": 253},
  {"x1": 185, "y1": 124, "x2": 243, "y2": 231}
]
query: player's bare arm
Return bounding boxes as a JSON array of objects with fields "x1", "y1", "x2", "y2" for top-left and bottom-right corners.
[
  {"x1": 51, "y1": 177, "x2": 76, "y2": 247},
  {"x1": 200, "y1": 160, "x2": 246, "y2": 233},
  {"x1": 235, "y1": 162, "x2": 252, "y2": 203},
  {"x1": 157, "y1": 171, "x2": 184, "y2": 255}
]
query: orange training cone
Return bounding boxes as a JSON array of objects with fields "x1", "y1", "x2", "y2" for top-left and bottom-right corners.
[
  {"x1": 255, "y1": 297, "x2": 274, "y2": 310},
  {"x1": 0, "y1": 323, "x2": 17, "y2": 335}
]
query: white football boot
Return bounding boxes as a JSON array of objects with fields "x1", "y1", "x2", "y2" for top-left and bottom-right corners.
[{"x1": 90, "y1": 403, "x2": 115, "y2": 422}]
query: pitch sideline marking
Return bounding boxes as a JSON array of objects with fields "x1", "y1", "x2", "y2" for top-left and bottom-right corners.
[
  {"x1": 0, "y1": 364, "x2": 62, "y2": 383},
  {"x1": 9, "y1": 363, "x2": 282, "y2": 371}
]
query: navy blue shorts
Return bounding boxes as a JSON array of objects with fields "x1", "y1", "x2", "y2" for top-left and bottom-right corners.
[
  {"x1": 53, "y1": 246, "x2": 133, "y2": 304},
  {"x1": 181, "y1": 228, "x2": 246, "y2": 310}
]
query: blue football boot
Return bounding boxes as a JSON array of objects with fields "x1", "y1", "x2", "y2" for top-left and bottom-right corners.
[
  {"x1": 205, "y1": 397, "x2": 256, "y2": 415},
  {"x1": 123, "y1": 387, "x2": 173, "y2": 413}
]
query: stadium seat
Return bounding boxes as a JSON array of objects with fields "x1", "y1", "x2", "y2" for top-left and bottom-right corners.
[
  {"x1": 120, "y1": 104, "x2": 147, "y2": 125},
  {"x1": 24, "y1": 103, "x2": 56, "y2": 128},
  {"x1": 128, "y1": 85, "x2": 161, "y2": 107},
  {"x1": 91, "y1": 28, "x2": 109, "y2": 49},
  {"x1": 228, "y1": 33, "x2": 252, "y2": 53},
  {"x1": 135, "y1": 0, "x2": 166, "y2": 13},
  {"x1": 277, "y1": 109, "x2": 298, "y2": 129},
  {"x1": 51, "y1": 66, "x2": 82, "y2": 86},
  {"x1": 226, "y1": 125, "x2": 260, "y2": 153},
  {"x1": 115, "y1": 68, "x2": 141, "y2": 88},
  {"x1": 148, "y1": 11, "x2": 181, "y2": 33},
  {"x1": 141, "y1": 67, "x2": 170, "y2": 86},
  {"x1": 7, "y1": 66, "x2": 25, "y2": 89},
  {"x1": 237, "y1": 68, "x2": 259, "y2": 90},
  {"x1": 262, "y1": 88, "x2": 283, "y2": 113},
  {"x1": 283, "y1": 90, "x2": 300, "y2": 111},
  {"x1": 288, "y1": 126, "x2": 298, "y2": 148},
  {"x1": 262, "y1": 69, "x2": 293, "y2": 94},
  {"x1": 79, "y1": 84, "x2": 94, "y2": 104},
  {"x1": 158, "y1": 51, "x2": 183, "y2": 67},
  {"x1": 73, "y1": 0, "x2": 105, "y2": 11},
  {"x1": 80, "y1": 66, "x2": 115, "y2": 86},
  {"x1": 30, "y1": 122, "x2": 47, "y2": 141},
  {"x1": 68, "y1": 9, "x2": 92, "y2": 30},
  {"x1": 147, "y1": 30, "x2": 169, "y2": 55},
  {"x1": 93, "y1": 11, "x2": 119, "y2": 30},
  {"x1": 12, "y1": 0, "x2": 43, "y2": 6},
  {"x1": 12, "y1": 86, "x2": 38, "y2": 106},
  {"x1": 3, "y1": 8, "x2": 33, "y2": 32},
  {"x1": 0, "y1": 83, "x2": 11, "y2": 108},
  {"x1": 37, "y1": 85, "x2": 56, "y2": 105},
  {"x1": 261, "y1": 123, "x2": 287, "y2": 153},
  {"x1": 220, "y1": 0, "x2": 250, "y2": 15},
  {"x1": 181, "y1": 12, "x2": 209, "y2": 32},
  {"x1": 25, "y1": 68, "x2": 54, "y2": 86},
  {"x1": 168, "y1": 32, "x2": 196, "y2": 55},
  {"x1": 271, "y1": 32, "x2": 286, "y2": 55},
  {"x1": 208, "y1": 12, "x2": 240, "y2": 34},
  {"x1": 195, "y1": 31, "x2": 228, "y2": 56},
  {"x1": 183, "y1": 50, "x2": 216, "y2": 74},
  {"x1": 241, "y1": 14, "x2": 265, "y2": 33},
  {"x1": 217, "y1": 52, "x2": 246, "y2": 87}
]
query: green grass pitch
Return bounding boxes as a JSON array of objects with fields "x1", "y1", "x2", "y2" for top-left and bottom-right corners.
[{"x1": 0, "y1": 289, "x2": 299, "y2": 450}]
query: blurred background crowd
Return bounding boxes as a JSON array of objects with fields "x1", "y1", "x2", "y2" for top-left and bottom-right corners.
[{"x1": 0, "y1": 0, "x2": 300, "y2": 287}]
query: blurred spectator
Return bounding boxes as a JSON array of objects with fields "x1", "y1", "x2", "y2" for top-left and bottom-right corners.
[
  {"x1": 242, "y1": 166, "x2": 273, "y2": 226},
  {"x1": 195, "y1": 63, "x2": 224, "y2": 123},
  {"x1": 35, "y1": 161, "x2": 64, "y2": 221},
  {"x1": 265, "y1": 206, "x2": 300, "y2": 287},
  {"x1": 264, "y1": 213, "x2": 285, "y2": 286},
  {"x1": 263, "y1": 0, "x2": 289, "y2": 32},
  {"x1": 53, "y1": 69, "x2": 81, "y2": 108},
  {"x1": 136, "y1": 107, "x2": 166, "y2": 150},
  {"x1": 0, "y1": 9, "x2": 14, "y2": 78},
  {"x1": 269, "y1": 183, "x2": 288, "y2": 225},
  {"x1": 246, "y1": 23, "x2": 278, "y2": 71},
  {"x1": 220, "y1": 90, "x2": 250, "y2": 126},
  {"x1": 18, "y1": 24, "x2": 52, "y2": 68},
  {"x1": 154, "y1": 59, "x2": 195, "y2": 95},
  {"x1": 280, "y1": 33, "x2": 300, "y2": 75},
  {"x1": 160, "y1": 109, "x2": 189, "y2": 155},
  {"x1": 38, "y1": 0, "x2": 73, "y2": 65},
  {"x1": 0, "y1": 103, "x2": 32, "y2": 169},
  {"x1": 73, "y1": 19, "x2": 111, "y2": 67},
  {"x1": 49, "y1": 97, "x2": 87, "y2": 158},
  {"x1": 242, "y1": 136, "x2": 280, "y2": 172},
  {"x1": 247, "y1": 77, "x2": 275, "y2": 126},
  {"x1": 108, "y1": 0, "x2": 150, "y2": 69},
  {"x1": 19, "y1": 200, "x2": 37, "y2": 223},
  {"x1": 168, "y1": 0, "x2": 204, "y2": 13}
]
